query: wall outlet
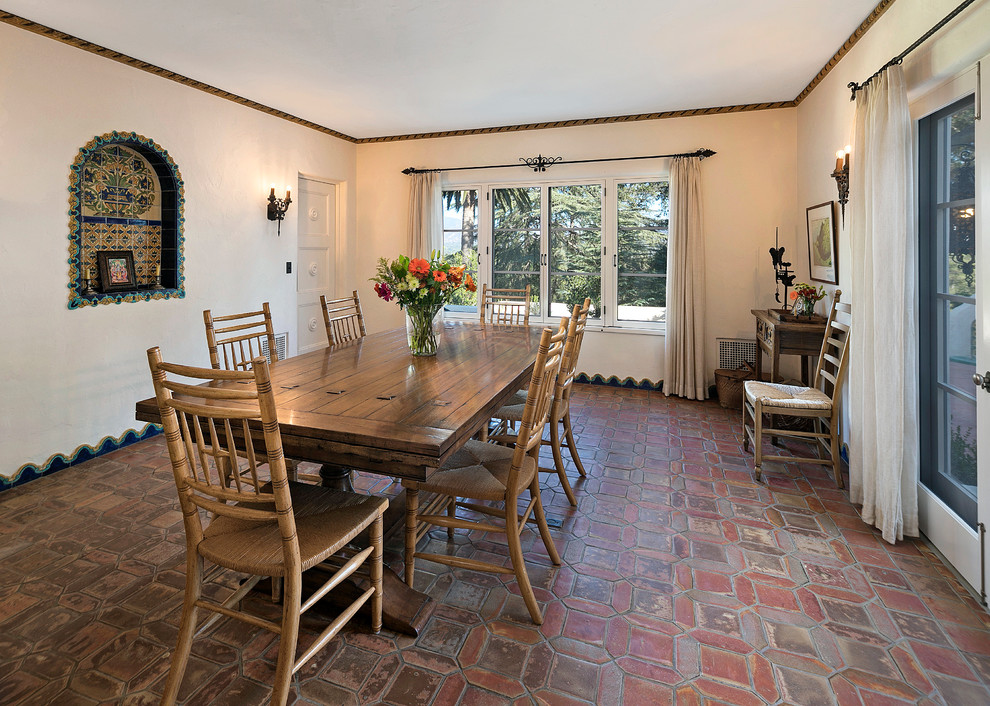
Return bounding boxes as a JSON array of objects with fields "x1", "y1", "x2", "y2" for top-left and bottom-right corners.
[{"x1": 286, "y1": 261, "x2": 292, "y2": 274}]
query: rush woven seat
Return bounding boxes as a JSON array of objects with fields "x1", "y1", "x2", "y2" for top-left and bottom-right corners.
[
  {"x1": 147, "y1": 348, "x2": 385, "y2": 706},
  {"x1": 414, "y1": 441, "x2": 538, "y2": 502},
  {"x1": 321, "y1": 290, "x2": 367, "y2": 346},
  {"x1": 402, "y1": 320, "x2": 566, "y2": 625},
  {"x1": 200, "y1": 483, "x2": 386, "y2": 576},
  {"x1": 743, "y1": 291, "x2": 851, "y2": 486},
  {"x1": 492, "y1": 298, "x2": 591, "y2": 505},
  {"x1": 744, "y1": 382, "x2": 833, "y2": 410}
]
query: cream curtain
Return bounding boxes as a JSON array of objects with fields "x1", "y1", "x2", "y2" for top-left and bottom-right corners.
[
  {"x1": 664, "y1": 156, "x2": 707, "y2": 400},
  {"x1": 407, "y1": 172, "x2": 440, "y2": 258},
  {"x1": 849, "y1": 65, "x2": 919, "y2": 543}
]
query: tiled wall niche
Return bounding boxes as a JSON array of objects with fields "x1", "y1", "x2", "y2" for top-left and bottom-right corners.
[{"x1": 67, "y1": 131, "x2": 185, "y2": 308}]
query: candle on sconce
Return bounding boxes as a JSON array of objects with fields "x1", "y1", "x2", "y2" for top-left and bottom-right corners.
[
  {"x1": 270, "y1": 184, "x2": 276, "y2": 198},
  {"x1": 285, "y1": 186, "x2": 291, "y2": 200},
  {"x1": 835, "y1": 149, "x2": 844, "y2": 173},
  {"x1": 843, "y1": 145, "x2": 851, "y2": 171}
]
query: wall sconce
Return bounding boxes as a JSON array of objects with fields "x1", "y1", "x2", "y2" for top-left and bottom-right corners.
[
  {"x1": 831, "y1": 146, "x2": 850, "y2": 226},
  {"x1": 267, "y1": 184, "x2": 292, "y2": 236}
]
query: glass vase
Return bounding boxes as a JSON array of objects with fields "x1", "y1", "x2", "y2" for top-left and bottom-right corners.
[
  {"x1": 796, "y1": 297, "x2": 817, "y2": 317},
  {"x1": 405, "y1": 307, "x2": 444, "y2": 356}
]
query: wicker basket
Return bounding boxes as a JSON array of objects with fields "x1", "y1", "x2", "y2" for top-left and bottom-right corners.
[{"x1": 715, "y1": 366, "x2": 754, "y2": 409}]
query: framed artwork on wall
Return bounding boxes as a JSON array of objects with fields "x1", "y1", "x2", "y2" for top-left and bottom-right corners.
[
  {"x1": 97, "y1": 250, "x2": 137, "y2": 292},
  {"x1": 806, "y1": 201, "x2": 838, "y2": 284}
]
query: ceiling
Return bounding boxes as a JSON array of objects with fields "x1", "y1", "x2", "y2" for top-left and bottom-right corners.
[{"x1": 3, "y1": 0, "x2": 882, "y2": 140}]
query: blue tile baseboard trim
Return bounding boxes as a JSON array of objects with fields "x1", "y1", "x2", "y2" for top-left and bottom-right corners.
[
  {"x1": 2, "y1": 423, "x2": 162, "y2": 492},
  {"x1": 575, "y1": 373, "x2": 663, "y2": 391}
]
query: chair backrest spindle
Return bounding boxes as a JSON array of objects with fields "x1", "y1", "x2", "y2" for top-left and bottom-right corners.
[
  {"x1": 204, "y1": 302, "x2": 279, "y2": 371},
  {"x1": 480, "y1": 284, "x2": 532, "y2": 326},
  {"x1": 321, "y1": 291, "x2": 367, "y2": 346}
]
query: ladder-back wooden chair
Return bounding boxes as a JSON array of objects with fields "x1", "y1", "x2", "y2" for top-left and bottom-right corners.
[
  {"x1": 493, "y1": 298, "x2": 591, "y2": 505},
  {"x1": 204, "y1": 302, "x2": 279, "y2": 371},
  {"x1": 321, "y1": 291, "x2": 367, "y2": 346},
  {"x1": 402, "y1": 320, "x2": 566, "y2": 625},
  {"x1": 480, "y1": 283, "x2": 532, "y2": 326},
  {"x1": 743, "y1": 291, "x2": 851, "y2": 486},
  {"x1": 147, "y1": 347, "x2": 386, "y2": 706}
]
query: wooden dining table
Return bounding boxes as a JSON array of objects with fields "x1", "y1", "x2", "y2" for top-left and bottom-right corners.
[{"x1": 135, "y1": 320, "x2": 543, "y2": 634}]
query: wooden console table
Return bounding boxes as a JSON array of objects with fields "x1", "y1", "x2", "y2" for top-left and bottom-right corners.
[{"x1": 751, "y1": 309, "x2": 828, "y2": 385}]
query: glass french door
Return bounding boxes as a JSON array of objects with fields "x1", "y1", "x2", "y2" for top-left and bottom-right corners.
[{"x1": 919, "y1": 95, "x2": 978, "y2": 527}]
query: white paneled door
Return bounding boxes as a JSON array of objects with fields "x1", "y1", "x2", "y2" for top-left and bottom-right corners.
[{"x1": 296, "y1": 177, "x2": 337, "y2": 354}]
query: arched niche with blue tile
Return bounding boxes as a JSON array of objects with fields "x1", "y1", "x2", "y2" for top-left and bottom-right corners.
[{"x1": 67, "y1": 131, "x2": 185, "y2": 308}]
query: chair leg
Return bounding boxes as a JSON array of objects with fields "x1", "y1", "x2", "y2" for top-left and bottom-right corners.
[
  {"x1": 530, "y1": 476, "x2": 561, "y2": 566},
  {"x1": 404, "y1": 484, "x2": 419, "y2": 587},
  {"x1": 742, "y1": 402, "x2": 750, "y2": 452},
  {"x1": 754, "y1": 405, "x2": 764, "y2": 482},
  {"x1": 563, "y1": 412, "x2": 587, "y2": 478},
  {"x1": 270, "y1": 572, "x2": 301, "y2": 706},
  {"x1": 549, "y1": 420, "x2": 578, "y2": 507},
  {"x1": 370, "y1": 513, "x2": 383, "y2": 634},
  {"x1": 446, "y1": 496, "x2": 456, "y2": 540},
  {"x1": 160, "y1": 553, "x2": 203, "y2": 706},
  {"x1": 505, "y1": 499, "x2": 543, "y2": 625}
]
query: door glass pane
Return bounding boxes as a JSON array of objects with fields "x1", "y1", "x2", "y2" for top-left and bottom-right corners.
[
  {"x1": 938, "y1": 390, "x2": 978, "y2": 500},
  {"x1": 441, "y1": 189, "x2": 479, "y2": 311},
  {"x1": 949, "y1": 105, "x2": 975, "y2": 201},
  {"x1": 946, "y1": 205, "x2": 976, "y2": 297},
  {"x1": 938, "y1": 299, "x2": 977, "y2": 389},
  {"x1": 617, "y1": 182, "x2": 669, "y2": 322},
  {"x1": 492, "y1": 187, "x2": 541, "y2": 314},
  {"x1": 550, "y1": 184, "x2": 601, "y2": 317}
]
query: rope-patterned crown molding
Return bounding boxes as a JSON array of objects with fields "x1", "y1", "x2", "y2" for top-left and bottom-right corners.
[
  {"x1": 356, "y1": 102, "x2": 796, "y2": 143},
  {"x1": 793, "y1": 0, "x2": 897, "y2": 105},
  {"x1": 3, "y1": 3, "x2": 899, "y2": 142},
  {"x1": 0, "y1": 11, "x2": 358, "y2": 144}
]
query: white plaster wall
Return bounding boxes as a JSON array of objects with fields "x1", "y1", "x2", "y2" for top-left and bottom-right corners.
[
  {"x1": 355, "y1": 109, "x2": 799, "y2": 386},
  {"x1": 0, "y1": 25, "x2": 358, "y2": 479}
]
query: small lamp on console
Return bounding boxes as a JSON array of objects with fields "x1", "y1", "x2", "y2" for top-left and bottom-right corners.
[
  {"x1": 267, "y1": 184, "x2": 292, "y2": 236},
  {"x1": 831, "y1": 146, "x2": 850, "y2": 226}
]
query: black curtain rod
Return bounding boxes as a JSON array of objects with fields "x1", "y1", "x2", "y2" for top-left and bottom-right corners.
[
  {"x1": 401, "y1": 148, "x2": 716, "y2": 175},
  {"x1": 848, "y1": 0, "x2": 977, "y2": 100}
]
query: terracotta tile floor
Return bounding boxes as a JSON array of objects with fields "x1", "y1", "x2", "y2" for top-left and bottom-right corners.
[{"x1": 2, "y1": 384, "x2": 989, "y2": 705}]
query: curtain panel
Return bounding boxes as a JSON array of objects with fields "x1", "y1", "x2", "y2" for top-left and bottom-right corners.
[
  {"x1": 407, "y1": 172, "x2": 440, "y2": 258},
  {"x1": 663, "y1": 156, "x2": 707, "y2": 400},
  {"x1": 849, "y1": 65, "x2": 919, "y2": 543}
]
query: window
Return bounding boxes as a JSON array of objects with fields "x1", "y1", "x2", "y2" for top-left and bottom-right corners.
[
  {"x1": 616, "y1": 181, "x2": 668, "y2": 323},
  {"x1": 918, "y1": 95, "x2": 977, "y2": 527},
  {"x1": 441, "y1": 178, "x2": 668, "y2": 329},
  {"x1": 440, "y1": 189, "x2": 479, "y2": 311}
]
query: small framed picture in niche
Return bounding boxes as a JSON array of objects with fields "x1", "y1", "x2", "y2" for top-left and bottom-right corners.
[{"x1": 97, "y1": 250, "x2": 138, "y2": 292}]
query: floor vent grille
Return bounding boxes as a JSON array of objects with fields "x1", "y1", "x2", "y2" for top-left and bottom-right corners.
[{"x1": 261, "y1": 332, "x2": 288, "y2": 364}]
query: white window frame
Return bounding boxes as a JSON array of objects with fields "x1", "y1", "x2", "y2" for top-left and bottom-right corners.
[{"x1": 436, "y1": 173, "x2": 669, "y2": 333}]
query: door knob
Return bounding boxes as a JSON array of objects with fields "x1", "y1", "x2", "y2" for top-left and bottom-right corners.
[{"x1": 974, "y1": 371, "x2": 990, "y2": 392}]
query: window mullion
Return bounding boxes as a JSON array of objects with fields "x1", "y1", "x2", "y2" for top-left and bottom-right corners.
[{"x1": 540, "y1": 185, "x2": 550, "y2": 322}]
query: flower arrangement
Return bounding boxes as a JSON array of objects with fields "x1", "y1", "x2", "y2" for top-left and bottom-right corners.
[
  {"x1": 371, "y1": 252, "x2": 476, "y2": 355},
  {"x1": 790, "y1": 282, "x2": 826, "y2": 317}
]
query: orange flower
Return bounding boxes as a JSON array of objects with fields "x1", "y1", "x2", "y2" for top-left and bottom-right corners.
[
  {"x1": 432, "y1": 270, "x2": 447, "y2": 282},
  {"x1": 409, "y1": 258, "x2": 430, "y2": 277},
  {"x1": 790, "y1": 291, "x2": 798, "y2": 300},
  {"x1": 464, "y1": 273, "x2": 477, "y2": 293},
  {"x1": 448, "y1": 265, "x2": 465, "y2": 285}
]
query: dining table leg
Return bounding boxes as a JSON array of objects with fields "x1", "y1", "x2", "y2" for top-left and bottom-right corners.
[
  {"x1": 318, "y1": 463, "x2": 354, "y2": 492},
  {"x1": 308, "y1": 465, "x2": 434, "y2": 636}
]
